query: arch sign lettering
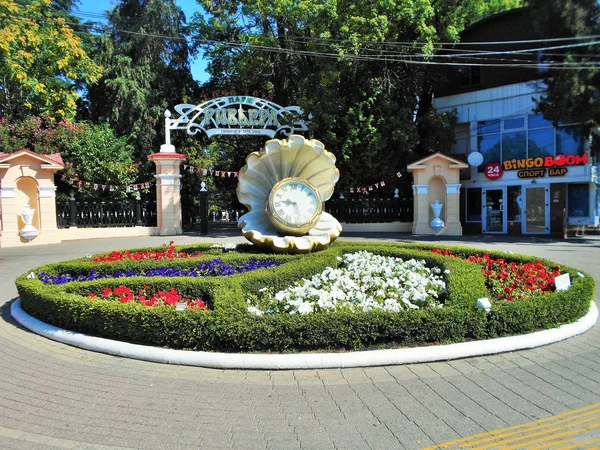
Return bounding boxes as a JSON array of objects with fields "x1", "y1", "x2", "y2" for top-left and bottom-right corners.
[{"x1": 163, "y1": 96, "x2": 309, "y2": 142}]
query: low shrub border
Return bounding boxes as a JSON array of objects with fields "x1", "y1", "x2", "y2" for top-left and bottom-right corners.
[{"x1": 15, "y1": 241, "x2": 595, "y2": 353}]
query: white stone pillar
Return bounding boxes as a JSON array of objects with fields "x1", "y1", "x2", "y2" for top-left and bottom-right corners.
[
  {"x1": 148, "y1": 152, "x2": 186, "y2": 236},
  {"x1": 411, "y1": 184, "x2": 431, "y2": 234},
  {"x1": 445, "y1": 183, "x2": 463, "y2": 235},
  {"x1": 0, "y1": 186, "x2": 17, "y2": 237},
  {"x1": 36, "y1": 185, "x2": 61, "y2": 244}
]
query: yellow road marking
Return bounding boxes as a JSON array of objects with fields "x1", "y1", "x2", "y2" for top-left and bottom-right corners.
[
  {"x1": 560, "y1": 438, "x2": 600, "y2": 449},
  {"x1": 527, "y1": 438, "x2": 575, "y2": 450},
  {"x1": 474, "y1": 416, "x2": 600, "y2": 449},
  {"x1": 494, "y1": 420, "x2": 600, "y2": 450},
  {"x1": 430, "y1": 402, "x2": 600, "y2": 449},
  {"x1": 423, "y1": 402, "x2": 600, "y2": 450}
]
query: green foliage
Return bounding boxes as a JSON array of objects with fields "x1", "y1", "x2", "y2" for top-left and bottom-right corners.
[
  {"x1": 0, "y1": 117, "x2": 136, "y2": 200},
  {"x1": 191, "y1": 0, "x2": 520, "y2": 193},
  {"x1": 0, "y1": 0, "x2": 102, "y2": 120},
  {"x1": 525, "y1": 0, "x2": 600, "y2": 134},
  {"x1": 85, "y1": 0, "x2": 200, "y2": 163},
  {"x1": 16, "y1": 242, "x2": 593, "y2": 353}
]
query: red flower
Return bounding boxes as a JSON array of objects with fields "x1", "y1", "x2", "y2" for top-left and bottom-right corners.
[
  {"x1": 90, "y1": 243, "x2": 204, "y2": 263},
  {"x1": 427, "y1": 248, "x2": 561, "y2": 303}
]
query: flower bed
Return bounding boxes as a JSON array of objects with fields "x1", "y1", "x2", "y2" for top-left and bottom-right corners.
[
  {"x1": 38, "y1": 257, "x2": 282, "y2": 285},
  {"x1": 90, "y1": 286, "x2": 208, "y2": 310},
  {"x1": 248, "y1": 251, "x2": 448, "y2": 315},
  {"x1": 428, "y1": 248, "x2": 562, "y2": 301},
  {"x1": 89, "y1": 241, "x2": 205, "y2": 262},
  {"x1": 15, "y1": 241, "x2": 594, "y2": 353}
]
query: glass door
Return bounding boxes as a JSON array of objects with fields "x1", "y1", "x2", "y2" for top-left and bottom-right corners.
[
  {"x1": 523, "y1": 185, "x2": 549, "y2": 234},
  {"x1": 482, "y1": 188, "x2": 506, "y2": 233}
]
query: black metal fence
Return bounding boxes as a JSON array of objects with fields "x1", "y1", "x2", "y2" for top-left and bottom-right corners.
[
  {"x1": 56, "y1": 199, "x2": 157, "y2": 228},
  {"x1": 325, "y1": 196, "x2": 413, "y2": 223},
  {"x1": 182, "y1": 190, "x2": 247, "y2": 232}
]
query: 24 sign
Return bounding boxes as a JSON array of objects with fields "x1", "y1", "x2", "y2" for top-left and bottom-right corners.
[{"x1": 485, "y1": 162, "x2": 503, "y2": 180}]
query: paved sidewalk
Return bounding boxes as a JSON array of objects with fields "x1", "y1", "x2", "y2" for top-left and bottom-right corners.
[{"x1": 1, "y1": 233, "x2": 599, "y2": 449}]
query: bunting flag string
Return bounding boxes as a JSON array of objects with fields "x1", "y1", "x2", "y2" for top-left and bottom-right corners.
[
  {"x1": 65, "y1": 165, "x2": 399, "y2": 196},
  {"x1": 182, "y1": 163, "x2": 400, "y2": 194},
  {"x1": 347, "y1": 172, "x2": 403, "y2": 196},
  {"x1": 182, "y1": 163, "x2": 239, "y2": 179},
  {"x1": 67, "y1": 179, "x2": 154, "y2": 193}
]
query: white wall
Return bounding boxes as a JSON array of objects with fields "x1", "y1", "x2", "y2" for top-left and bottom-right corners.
[{"x1": 433, "y1": 82, "x2": 545, "y2": 124}]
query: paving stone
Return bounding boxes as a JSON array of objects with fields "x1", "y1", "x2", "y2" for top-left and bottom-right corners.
[
  {"x1": 266, "y1": 441, "x2": 301, "y2": 450},
  {"x1": 440, "y1": 374, "x2": 529, "y2": 427},
  {"x1": 3, "y1": 234, "x2": 600, "y2": 449},
  {"x1": 297, "y1": 439, "x2": 335, "y2": 449},
  {"x1": 331, "y1": 439, "x2": 374, "y2": 450},
  {"x1": 462, "y1": 371, "x2": 552, "y2": 421}
]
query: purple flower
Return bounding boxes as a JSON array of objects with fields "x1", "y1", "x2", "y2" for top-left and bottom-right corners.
[{"x1": 36, "y1": 258, "x2": 282, "y2": 285}]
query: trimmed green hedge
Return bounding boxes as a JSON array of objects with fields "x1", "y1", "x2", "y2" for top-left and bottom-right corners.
[{"x1": 15, "y1": 241, "x2": 595, "y2": 352}]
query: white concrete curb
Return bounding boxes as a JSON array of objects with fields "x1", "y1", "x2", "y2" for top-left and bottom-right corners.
[{"x1": 11, "y1": 299, "x2": 598, "y2": 370}]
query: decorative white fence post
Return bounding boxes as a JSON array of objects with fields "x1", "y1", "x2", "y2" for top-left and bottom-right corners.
[{"x1": 147, "y1": 150, "x2": 186, "y2": 236}]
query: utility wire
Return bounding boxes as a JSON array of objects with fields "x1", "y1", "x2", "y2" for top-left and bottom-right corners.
[
  {"x1": 5, "y1": 9, "x2": 598, "y2": 70},
  {"x1": 66, "y1": 9, "x2": 600, "y2": 48}
]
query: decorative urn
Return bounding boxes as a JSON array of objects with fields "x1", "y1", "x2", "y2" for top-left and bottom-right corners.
[
  {"x1": 19, "y1": 204, "x2": 39, "y2": 241},
  {"x1": 429, "y1": 200, "x2": 445, "y2": 232}
]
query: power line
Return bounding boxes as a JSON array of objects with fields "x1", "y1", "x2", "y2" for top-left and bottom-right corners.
[
  {"x1": 195, "y1": 38, "x2": 599, "y2": 70},
  {"x1": 67, "y1": 8, "x2": 600, "y2": 48},
  {"x1": 4, "y1": 10, "x2": 598, "y2": 70}
]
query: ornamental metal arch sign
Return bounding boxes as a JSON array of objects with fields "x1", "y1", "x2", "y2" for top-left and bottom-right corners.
[{"x1": 163, "y1": 96, "x2": 309, "y2": 144}]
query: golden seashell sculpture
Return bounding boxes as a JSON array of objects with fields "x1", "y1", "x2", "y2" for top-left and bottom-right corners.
[{"x1": 236, "y1": 135, "x2": 342, "y2": 253}]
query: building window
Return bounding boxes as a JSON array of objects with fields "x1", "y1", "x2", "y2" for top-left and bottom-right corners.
[
  {"x1": 557, "y1": 125, "x2": 585, "y2": 156},
  {"x1": 451, "y1": 123, "x2": 469, "y2": 155},
  {"x1": 477, "y1": 115, "x2": 585, "y2": 172},
  {"x1": 502, "y1": 131, "x2": 527, "y2": 167},
  {"x1": 527, "y1": 128, "x2": 554, "y2": 159},
  {"x1": 507, "y1": 186, "x2": 521, "y2": 221},
  {"x1": 567, "y1": 184, "x2": 589, "y2": 217},
  {"x1": 459, "y1": 66, "x2": 482, "y2": 87},
  {"x1": 504, "y1": 117, "x2": 525, "y2": 130},
  {"x1": 466, "y1": 188, "x2": 482, "y2": 222}
]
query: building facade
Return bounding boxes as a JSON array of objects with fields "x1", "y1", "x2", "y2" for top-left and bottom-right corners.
[{"x1": 433, "y1": 9, "x2": 599, "y2": 236}]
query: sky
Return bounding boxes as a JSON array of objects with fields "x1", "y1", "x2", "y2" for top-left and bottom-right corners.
[{"x1": 75, "y1": 0, "x2": 209, "y2": 82}]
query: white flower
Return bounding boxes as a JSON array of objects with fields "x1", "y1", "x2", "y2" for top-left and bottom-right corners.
[
  {"x1": 211, "y1": 243, "x2": 238, "y2": 251},
  {"x1": 248, "y1": 306, "x2": 264, "y2": 316},
  {"x1": 246, "y1": 251, "x2": 447, "y2": 315},
  {"x1": 297, "y1": 302, "x2": 314, "y2": 315}
]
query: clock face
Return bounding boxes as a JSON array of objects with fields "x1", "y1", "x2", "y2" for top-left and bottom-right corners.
[{"x1": 267, "y1": 177, "x2": 322, "y2": 235}]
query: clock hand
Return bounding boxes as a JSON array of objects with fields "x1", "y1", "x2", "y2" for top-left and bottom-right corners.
[{"x1": 292, "y1": 202, "x2": 303, "y2": 222}]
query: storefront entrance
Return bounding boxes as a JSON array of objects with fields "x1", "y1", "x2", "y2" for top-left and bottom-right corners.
[
  {"x1": 482, "y1": 185, "x2": 550, "y2": 235},
  {"x1": 522, "y1": 185, "x2": 549, "y2": 234},
  {"x1": 482, "y1": 188, "x2": 506, "y2": 234}
]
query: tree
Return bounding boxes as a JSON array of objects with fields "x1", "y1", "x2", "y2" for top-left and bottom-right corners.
[
  {"x1": 525, "y1": 0, "x2": 600, "y2": 130},
  {"x1": 0, "y1": 117, "x2": 136, "y2": 200},
  {"x1": 191, "y1": 0, "x2": 520, "y2": 193},
  {"x1": 85, "y1": 0, "x2": 200, "y2": 162},
  {"x1": 0, "y1": 0, "x2": 101, "y2": 120}
]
